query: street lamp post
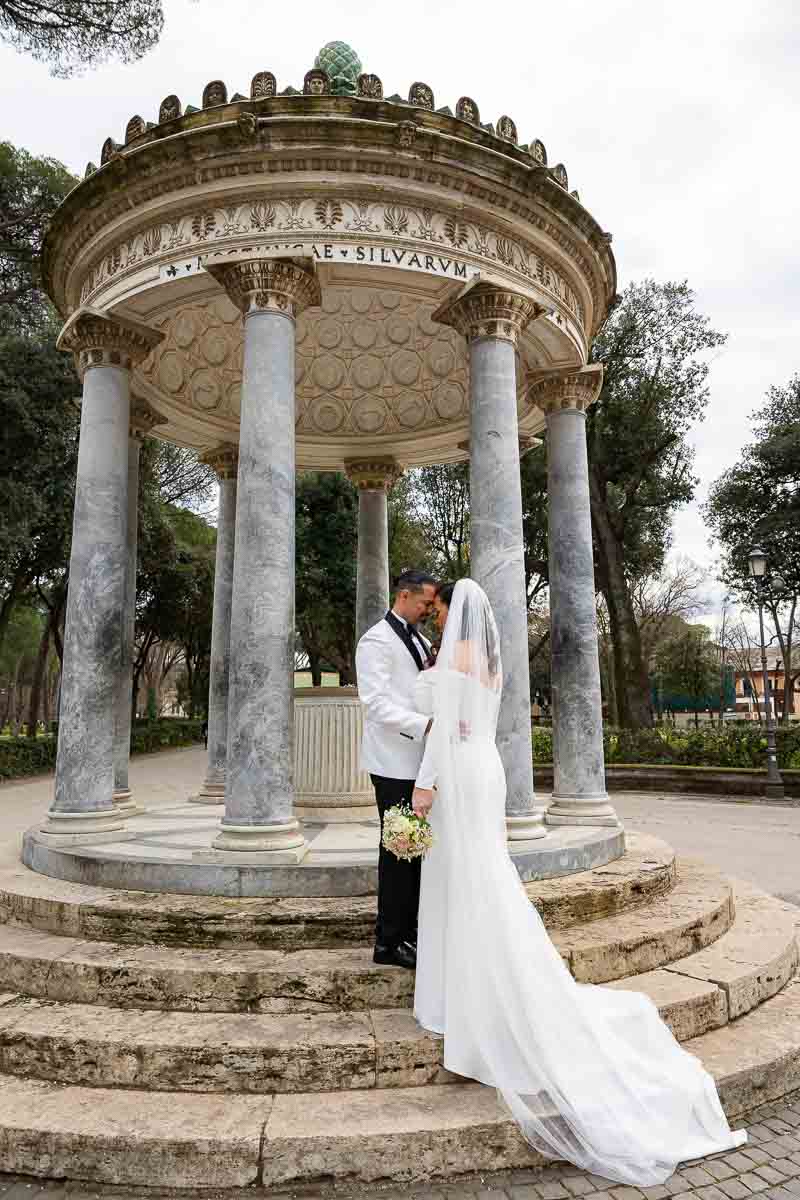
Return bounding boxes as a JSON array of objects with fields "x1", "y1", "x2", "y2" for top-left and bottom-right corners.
[{"x1": 748, "y1": 546, "x2": 785, "y2": 801}]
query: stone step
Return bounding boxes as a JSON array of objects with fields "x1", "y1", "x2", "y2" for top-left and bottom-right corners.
[
  {"x1": 0, "y1": 885, "x2": 790, "y2": 1094},
  {"x1": 0, "y1": 858, "x2": 726, "y2": 1014},
  {"x1": 0, "y1": 980, "x2": 799, "y2": 1189},
  {"x1": 558, "y1": 857, "x2": 733, "y2": 982},
  {"x1": 0, "y1": 832, "x2": 674, "y2": 950}
]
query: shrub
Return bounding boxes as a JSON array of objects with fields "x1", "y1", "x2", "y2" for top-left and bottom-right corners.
[
  {"x1": 0, "y1": 718, "x2": 205, "y2": 781},
  {"x1": 531, "y1": 721, "x2": 800, "y2": 770}
]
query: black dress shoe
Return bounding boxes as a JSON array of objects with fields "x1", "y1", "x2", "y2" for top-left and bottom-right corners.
[{"x1": 373, "y1": 940, "x2": 417, "y2": 969}]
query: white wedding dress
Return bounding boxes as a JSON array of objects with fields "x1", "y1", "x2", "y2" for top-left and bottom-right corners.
[{"x1": 411, "y1": 579, "x2": 745, "y2": 1186}]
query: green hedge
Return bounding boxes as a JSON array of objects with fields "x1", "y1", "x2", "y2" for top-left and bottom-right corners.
[
  {"x1": 0, "y1": 719, "x2": 205, "y2": 781},
  {"x1": 532, "y1": 724, "x2": 800, "y2": 770}
]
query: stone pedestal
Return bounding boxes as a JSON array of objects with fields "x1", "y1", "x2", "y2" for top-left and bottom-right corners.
[
  {"x1": 192, "y1": 445, "x2": 239, "y2": 804},
  {"x1": 205, "y1": 258, "x2": 320, "y2": 859},
  {"x1": 435, "y1": 283, "x2": 547, "y2": 842},
  {"x1": 345, "y1": 459, "x2": 401, "y2": 645},
  {"x1": 529, "y1": 367, "x2": 619, "y2": 827},
  {"x1": 43, "y1": 310, "x2": 162, "y2": 843},
  {"x1": 113, "y1": 398, "x2": 166, "y2": 816},
  {"x1": 294, "y1": 688, "x2": 375, "y2": 822}
]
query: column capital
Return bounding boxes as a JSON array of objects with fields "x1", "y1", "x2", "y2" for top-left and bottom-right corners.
[
  {"x1": 201, "y1": 443, "x2": 239, "y2": 480},
  {"x1": 205, "y1": 257, "x2": 321, "y2": 319},
  {"x1": 432, "y1": 282, "x2": 546, "y2": 347},
  {"x1": 57, "y1": 308, "x2": 163, "y2": 377},
  {"x1": 344, "y1": 457, "x2": 402, "y2": 492},
  {"x1": 527, "y1": 363, "x2": 604, "y2": 414},
  {"x1": 129, "y1": 395, "x2": 167, "y2": 441}
]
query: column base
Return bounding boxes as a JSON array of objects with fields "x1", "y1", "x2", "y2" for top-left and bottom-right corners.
[
  {"x1": 505, "y1": 811, "x2": 548, "y2": 841},
  {"x1": 210, "y1": 819, "x2": 308, "y2": 862},
  {"x1": 190, "y1": 779, "x2": 226, "y2": 805},
  {"x1": 112, "y1": 788, "x2": 146, "y2": 816},
  {"x1": 39, "y1": 807, "x2": 129, "y2": 846},
  {"x1": 545, "y1": 793, "x2": 620, "y2": 828},
  {"x1": 764, "y1": 783, "x2": 786, "y2": 801}
]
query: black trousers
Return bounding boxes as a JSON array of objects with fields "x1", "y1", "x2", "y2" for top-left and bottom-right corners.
[{"x1": 371, "y1": 773, "x2": 421, "y2": 948}]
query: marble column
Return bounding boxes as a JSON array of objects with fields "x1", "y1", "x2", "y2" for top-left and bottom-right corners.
[
  {"x1": 42, "y1": 310, "x2": 163, "y2": 841},
  {"x1": 528, "y1": 367, "x2": 619, "y2": 826},
  {"x1": 434, "y1": 283, "x2": 546, "y2": 842},
  {"x1": 113, "y1": 397, "x2": 166, "y2": 816},
  {"x1": 345, "y1": 458, "x2": 401, "y2": 644},
  {"x1": 205, "y1": 258, "x2": 320, "y2": 857},
  {"x1": 192, "y1": 444, "x2": 239, "y2": 804}
]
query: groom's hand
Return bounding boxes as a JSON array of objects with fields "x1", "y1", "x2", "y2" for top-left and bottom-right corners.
[{"x1": 412, "y1": 787, "x2": 434, "y2": 818}]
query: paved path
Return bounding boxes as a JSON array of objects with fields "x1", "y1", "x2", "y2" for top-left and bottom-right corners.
[{"x1": 1, "y1": 749, "x2": 799, "y2": 1196}]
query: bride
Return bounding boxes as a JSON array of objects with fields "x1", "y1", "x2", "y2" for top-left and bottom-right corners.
[{"x1": 410, "y1": 577, "x2": 745, "y2": 1186}]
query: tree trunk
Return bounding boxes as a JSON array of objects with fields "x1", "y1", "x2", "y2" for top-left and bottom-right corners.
[
  {"x1": 7, "y1": 663, "x2": 19, "y2": 734},
  {"x1": 0, "y1": 569, "x2": 33, "y2": 659},
  {"x1": 25, "y1": 622, "x2": 51, "y2": 739},
  {"x1": 309, "y1": 653, "x2": 323, "y2": 688},
  {"x1": 589, "y1": 473, "x2": 653, "y2": 728}
]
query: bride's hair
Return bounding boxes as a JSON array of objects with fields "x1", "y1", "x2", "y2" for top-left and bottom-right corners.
[
  {"x1": 435, "y1": 580, "x2": 456, "y2": 606},
  {"x1": 441, "y1": 579, "x2": 501, "y2": 679}
]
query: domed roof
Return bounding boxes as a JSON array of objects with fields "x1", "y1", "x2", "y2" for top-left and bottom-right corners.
[{"x1": 314, "y1": 41, "x2": 362, "y2": 95}]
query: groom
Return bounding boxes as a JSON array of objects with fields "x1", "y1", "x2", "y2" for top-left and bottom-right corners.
[{"x1": 355, "y1": 569, "x2": 437, "y2": 969}]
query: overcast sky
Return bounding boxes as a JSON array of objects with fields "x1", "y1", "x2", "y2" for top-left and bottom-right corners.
[{"x1": 3, "y1": 0, "x2": 797, "y2": 606}]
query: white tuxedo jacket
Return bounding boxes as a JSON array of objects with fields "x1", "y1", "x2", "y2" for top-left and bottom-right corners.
[{"x1": 355, "y1": 616, "x2": 432, "y2": 780}]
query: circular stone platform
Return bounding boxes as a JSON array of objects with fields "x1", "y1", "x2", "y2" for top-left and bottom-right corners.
[{"x1": 21, "y1": 802, "x2": 624, "y2": 897}]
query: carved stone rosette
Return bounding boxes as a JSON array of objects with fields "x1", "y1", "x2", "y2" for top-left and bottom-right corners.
[
  {"x1": 205, "y1": 258, "x2": 321, "y2": 319},
  {"x1": 201, "y1": 443, "x2": 239, "y2": 480},
  {"x1": 57, "y1": 308, "x2": 164, "y2": 377},
  {"x1": 433, "y1": 282, "x2": 545, "y2": 347},
  {"x1": 344, "y1": 457, "x2": 401, "y2": 491},
  {"x1": 129, "y1": 395, "x2": 167, "y2": 441},
  {"x1": 527, "y1": 363, "x2": 604, "y2": 413}
]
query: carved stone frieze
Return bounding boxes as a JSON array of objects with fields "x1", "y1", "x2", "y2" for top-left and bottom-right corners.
[
  {"x1": 129, "y1": 395, "x2": 167, "y2": 439},
  {"x1": 202, "y1": 80, "x2": 228, "y2": 108},
  {"x1": 497, "y1": 115, "x2": 518, "y2": 144},
  {"x1": 57, "y1": 308, "x2": 164, "y2": 376},
  {"x1": 456, "y1": 96, "x2": 480, "y2": 124},
  {"x1": 204, "y1": 258, "x2": 321, "y2": 318},
  {"x1": 433, "y1": 282, "x2": 546, "y2": 347},
  {"x1": 357, "y1": 73, "x2": 383, "y2": 99},
  {"x1": 76, "y1": 196, "x2": 585, "y2": 330},
  {"x1": 201, "y1": 442, "x2": 239, "y2": 479},
  {"x1": 530, "y1": 139, "x2": 547, "y2": 165},
  {"x1": 158, "y1": 95, "x2": 182, "y2": 122},
  {"x1": 408, "y1": 81, "x2": 434, "y2": 109},
  {"x1": 237, "y1": 112, "x2": 257, "y2": 140},
  {"x1": 250, "y1": 71, "x2": 276, "y2": 99},
  {"x1": 125, "y1": 115, "x2": 146, "y2": 143},
  {"x1": 527, "y1": 364, "x2": 604, "y2": 413},
  {"x1": 303, "y1": 69, "x2": 329, "y2": 96},
  {"x1": 344, "y1": 457, "x2": 401, "y2": 491}
]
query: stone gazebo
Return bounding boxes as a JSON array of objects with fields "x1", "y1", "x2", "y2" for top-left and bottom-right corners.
[{"x1": 29, "y1": 42, "x2": 622, "y2": 893}]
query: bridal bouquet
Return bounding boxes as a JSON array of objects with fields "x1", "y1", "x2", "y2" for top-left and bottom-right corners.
[{"x1": 382, "y1": 804, "x2": 434, "y2": 861}]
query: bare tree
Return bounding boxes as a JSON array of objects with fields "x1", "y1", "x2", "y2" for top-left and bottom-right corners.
[
  {"x1": 631, "y1": 557, "x2": 709, "y2": 665},
  {"x1": 724, "y1": 619, "x2": 763, "y2": 722}
]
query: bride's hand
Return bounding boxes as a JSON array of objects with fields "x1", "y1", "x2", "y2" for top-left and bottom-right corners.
[{"x1": 412, "y1": 787, "x2": 434, "y2": 818}]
